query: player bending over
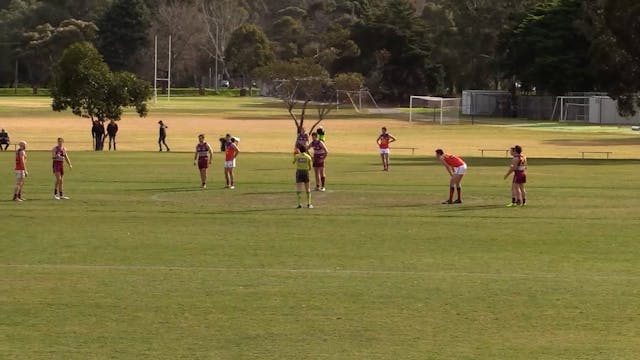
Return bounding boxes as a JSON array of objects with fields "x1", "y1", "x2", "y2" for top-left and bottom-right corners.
[
  {"x1": 436, "y1": 149, "x2": 467, "y2": 204},
  {"x1": 377, "y1": 127, "x2": 396, "y2": 171},
  {"x1": 194, "y1": 134, "x2": 213, "y2": 188},
  {"x1": 293, "y1": 144, "x2": 313, "y2": 208},
  {"x1": 52, "y1": 137, "x2": 72, "y2": 200},
  {"x1": 504, "y1": 145, "x2": 527, "y2": 206},
  {"x1": 13, "y1": 141, "x2": 28, "y2": 201},
  {"x1": 310, "y1": 132, "x2": 328, "y2": 191}
]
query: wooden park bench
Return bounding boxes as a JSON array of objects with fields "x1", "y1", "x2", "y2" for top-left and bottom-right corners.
[
  {"x1": 478, "y1": 148, "x2": 510, "y2": 157},
  {"x1": 580, "y1": 151, "x2": 612, "y2": 159},
  {"x1": 394, "y1": 146, "x2": 419, "y2": 155}
]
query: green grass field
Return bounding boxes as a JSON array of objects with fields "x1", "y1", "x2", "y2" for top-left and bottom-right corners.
[
  {"x1": 1, "y1": 96, "x2": 640, "y2": 359},
  {"x1": 1, "y1": 150, "x2": 639, "y2": 359}
]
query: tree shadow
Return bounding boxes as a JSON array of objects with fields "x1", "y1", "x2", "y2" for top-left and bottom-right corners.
[{"x1": 543, "y1": 137, "x2": 640, "y2": 146}]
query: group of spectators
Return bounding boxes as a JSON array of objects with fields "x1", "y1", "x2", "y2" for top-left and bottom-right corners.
[{"x1": 92, "y1": 120, "x2": 119, "y2": 151}]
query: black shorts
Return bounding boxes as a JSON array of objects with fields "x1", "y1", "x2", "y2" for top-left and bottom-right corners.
[{"x1": 296, "y1": 170, "x2": 309, "y2": 183}]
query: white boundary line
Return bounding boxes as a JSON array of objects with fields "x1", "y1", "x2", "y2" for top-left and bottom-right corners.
[{"x1": 0, "y1": 264, "x2": 638, "y2": 281}]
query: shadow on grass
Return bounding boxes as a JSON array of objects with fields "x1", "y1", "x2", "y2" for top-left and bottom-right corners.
[
  {"x1": 543, "y1": 137, "x2": 640, "y2": 147},
  {"x1": 131, "y1": 187, "x2": 203, "y2": 193},
  {"x1": 438, "y1": 204, "x2": 509, "y2": 211}
]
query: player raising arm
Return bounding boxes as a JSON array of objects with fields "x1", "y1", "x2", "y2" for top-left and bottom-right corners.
[
  {"x1": 435, "y1": 149, "x2": 467, "y2": 204},
  {"x1": 224, "y1": 136, "x2": 240, "y2": 189},
  {"x1": 52, "y1": 137, "x2": 72, "y2": 200}
]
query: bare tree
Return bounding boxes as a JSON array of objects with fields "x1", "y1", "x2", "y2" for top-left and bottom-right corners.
[
  {"x1": 197, "y1": 0, "x2": 249, "y2": 81},
  {"x1": 150, "y1": 1, "x2": 209, "y2": 87},
  {"x1": 256, "y1": 59, "x2": 333, "y2": 136}
]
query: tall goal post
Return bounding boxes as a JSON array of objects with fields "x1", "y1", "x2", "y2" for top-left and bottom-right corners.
[
  {"x1": 154, "y1": 35, "x2": 172, "y2": 104},
  {"x1": 409, "y1": 96, "x2": 461, "y2": 124}
]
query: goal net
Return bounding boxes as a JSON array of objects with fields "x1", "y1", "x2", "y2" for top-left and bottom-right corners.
[
  {"x1": 551, "y1": 96, "x2": 590, "y2": 122},
  {"x1": 409, "y1": 96, "x2": 461, "y2": 124},
  {"x1": 336, "y1": 90, "x2": 382, "y2": 113}
]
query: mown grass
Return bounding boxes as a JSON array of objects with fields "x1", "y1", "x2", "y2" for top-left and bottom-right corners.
[{"x1": 1, "y1": 151, "x2": 639, "y2": 359}]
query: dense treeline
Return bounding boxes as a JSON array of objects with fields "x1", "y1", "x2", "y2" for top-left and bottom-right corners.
[{"x1": 0, "y1": 0, "x2": 639, "y2": 109}]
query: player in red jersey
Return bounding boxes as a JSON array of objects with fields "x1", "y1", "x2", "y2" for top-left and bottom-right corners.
[
  {"x1": 504, "y1": 145, "x2": 527, "y2": 206},
  {"x1": 193, "y1": 134, "x2": 213, "y2": 188},
  {"x1": 310, "y1": 132, "x2": 329, "y2": 191},
  {"x1": 52, "y1": 137, "x2": 72, "y2": 200},
  {"x1": 224, "y1": 135, "x2": 240, "y2": 189},
  {"x1": 377, "y1": 127, "x2": 396, "y2": 171},
  {"x1": 13, "y1": 141, "x2": 28, "y2": 201},
  {"x1": 436, "y1": 149, "x2": 467, "y2": 204}
]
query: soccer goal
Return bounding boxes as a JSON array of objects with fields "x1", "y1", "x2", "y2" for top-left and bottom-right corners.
[
  {"x1": 336, "y1": 90, "x2": 382, "y2": 113},
  {"x1": 409, "y1": 96, "x2": 461, "y2": 124},
  {"x1": 551, "y1": 96, "x2": 590, "y2": 122}
]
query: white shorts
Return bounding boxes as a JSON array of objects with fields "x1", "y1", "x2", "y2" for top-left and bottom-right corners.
[
  {"x1": 224, "y1": 160, "x2": 236, "y2": 168},
  {"x1": 453, "y1": 163, "x2": 467, "y2": 175},
  {"x1": 379, "y1": 148, "x2": 390, "y2": 155},
  {"x1": 16, "y1": 170, "x2": 26, "y2": 180}
]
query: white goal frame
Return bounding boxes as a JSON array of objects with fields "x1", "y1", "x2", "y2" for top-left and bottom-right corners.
[
  {"x1": 409, "y1": 96, "x2": 461, "y2": 124},
  {"x1": 551, "y1": 96, "x2": 591, "y2": 122},
  {"x1": 336, "y1": 90, "x2": 381, "y2": 113}
]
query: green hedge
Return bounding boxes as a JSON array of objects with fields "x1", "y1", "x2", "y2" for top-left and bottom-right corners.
[
  {"x1": 0, "y1": 87, "x2": 258, "y2": 97},
  {"x1": 0, "y1": 88, "x2": 51, "y2": 96}
]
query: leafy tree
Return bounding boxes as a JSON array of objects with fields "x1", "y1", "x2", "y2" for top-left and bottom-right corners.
[
  {"x1": 225, "y1": 23, "x2": 275, "y2": 90},
  {"x1": 334, "y1": 72, "x2": 364, "y2": 91},
  {"x1": 344, "y1": 0, "x2": 443, "y2": 101},
  {"x1": 19, "y1": 18, "x2": 97, "y2": 91},
  {"x1": 270, "y1": 15, "x2": 305, "y2": 60},
  {"x1": 96, "y1": 0, "x2": 150, "y2": 71},
  {"x1": 588, "y1": 0, "x2": 640, "y2": 115},
  {"x1": 0, "y1": 0, "x2": 44, "y2": 86},
  {"x1": 500, "y1": 0, "x2": 595, "y2": 95},
  {"x1": 51, "y1": 42, "x2": 151, "y2": 149}
]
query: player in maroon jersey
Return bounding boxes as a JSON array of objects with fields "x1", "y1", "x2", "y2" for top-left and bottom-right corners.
[
  {"x1": 504, "y1": 145, "x2": 527, "y2": 206},
  {"x1": 13, "y1": 141, "x2": 27, "y2": 201},
  {"x1": 295, "y1": 126, "x2": 309, "y2": 150},
  {"x1": 52, "y1": 137, "x2": 72, "y2": 200},
  {"x1": 310, "y1": 132, "x2": 329, "y2": 191},
  {"x1": 193, "y1": 134, "x2": 213, "y2": 188}
]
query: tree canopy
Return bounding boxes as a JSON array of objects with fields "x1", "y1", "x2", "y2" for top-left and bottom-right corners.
[
  {"x1": 51, "y1": 41, "x2": 151, "y2": 122},
  {"x1": 225, "y1": 23, "x2": 275, "y2": 87},
  {"x1": 500, "y1": 0, "x2": 595, "y2": 95},
  {"x1": 96, "y1": 0, "x2": 150, "y2": 72},
  {"x1": 1, "y1": 0, "x2": 640, "y2": 111}
]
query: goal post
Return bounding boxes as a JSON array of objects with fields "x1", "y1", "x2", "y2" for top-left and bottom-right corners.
[
  {"x1": 409, "y1": 96, "x2": 461, "y2": 124},
  {"x1": 551, "y1": 96, "x2": 591, "y2": 122},
  {"x1": 336, "y1": 89, "x2": 382, "y2": 113}
]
